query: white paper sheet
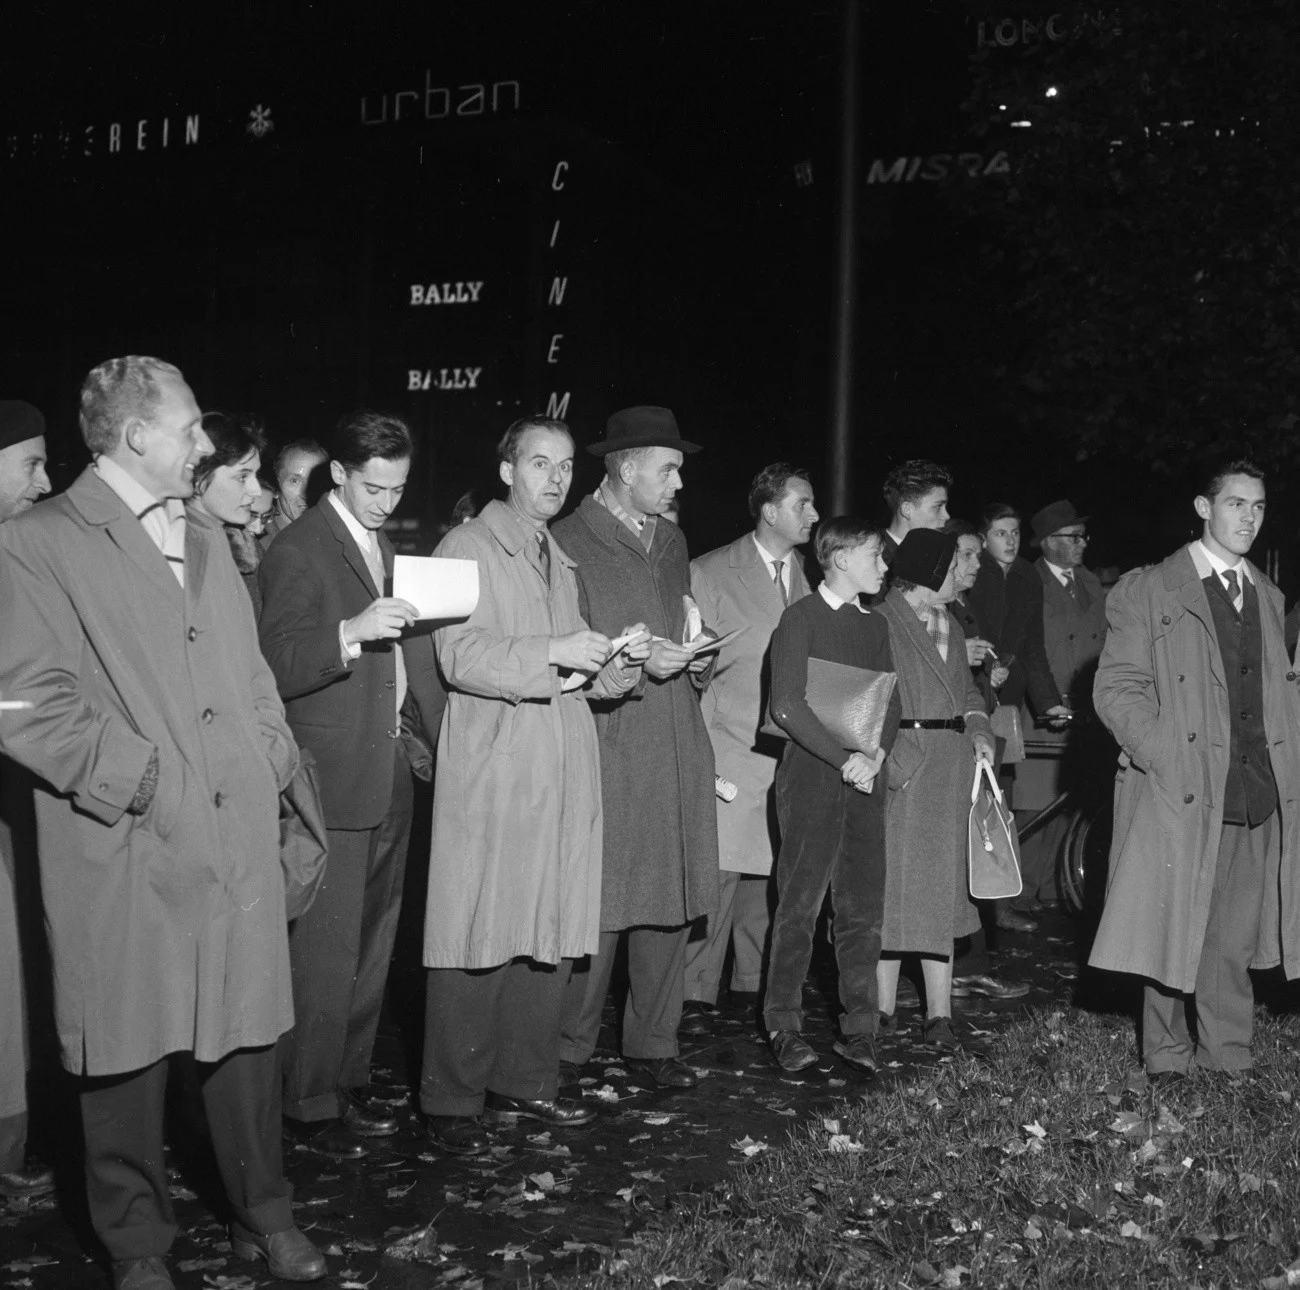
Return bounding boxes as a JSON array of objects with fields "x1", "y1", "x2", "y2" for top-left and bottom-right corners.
[{"x1": 393, "y1": 556, "x2": 479, "y2": 621}]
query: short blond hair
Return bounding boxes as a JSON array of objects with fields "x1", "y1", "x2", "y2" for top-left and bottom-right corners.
[{"x1": 79, "y1": 356, "x2": 183, "y2": 455}]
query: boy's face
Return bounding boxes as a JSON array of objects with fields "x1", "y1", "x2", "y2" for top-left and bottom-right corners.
[{"x1": 839, "y1": 536, "x2": 887, "y2": 598}]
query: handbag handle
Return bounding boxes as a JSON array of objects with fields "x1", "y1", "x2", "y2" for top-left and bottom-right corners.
[{"x1": 971, "y1": 757, "x2": 1003, "y2": 805}]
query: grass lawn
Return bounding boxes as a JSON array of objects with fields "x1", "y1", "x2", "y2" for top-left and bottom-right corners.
[{"x1": 566, "y1": 1007, "x2": 1300, "y2": 1289}]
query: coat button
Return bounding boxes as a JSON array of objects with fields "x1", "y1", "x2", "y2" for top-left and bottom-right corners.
[
  {"x1": 202, "y1": 708, "x2": 214, "y2": 723},
  {"x1": 1288, "y1": 672, "x2": 1297, "y2": 682},
  {"x1": 1177, "y1": 674, "x2": 1185, "y2": 682},
  {"x1": 188, "y1": 627, "x2": 198, "y2": 642},
  {"x1": 1187, "y1": 732, "x2": 1196, "y2": 742},
  {"x1": 1184, "y1": 793, "x2": 1194, "y2": 804},
  {"x1": 213, "y1": 792, "x2": 224, "y2": 807},
  {"x1": 1162, "y1": 616, "x2": 1172, "y2": 625},
  {"x1": 385, "y1": 680, "x2": 396, "y2": 690},
  {"x1": 98, "y1": 782, "x2": 109, "y2": 792}
]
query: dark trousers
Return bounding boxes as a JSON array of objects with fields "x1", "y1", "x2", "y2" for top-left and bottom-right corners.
[
  {"x1": 1143, "y1": 819, "x2": 1270, "y2": 1074},
  {"x1": 283, "y1": 744, "x2": 414, "y2": 1121},
  {"x1": 763, "y1": 750, "x2": 885, "y2": 1037},
  {"x1": 0, "y1": 1111, "x2": 25, "y2": 1174},
  {"x1": 561, "y1": 925, "x2": 691, "y2": 1064},
  {"x1": 80, "y1": 1046, "x2": 290, "y2": 1263},
  {"x1": 421, "y1": 959, "x2": 570, "y2": 1116}
]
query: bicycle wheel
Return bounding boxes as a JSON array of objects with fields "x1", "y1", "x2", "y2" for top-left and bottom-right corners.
[{"x1": 1058, "y1": 798, "x2": 1112, "y2": 916}]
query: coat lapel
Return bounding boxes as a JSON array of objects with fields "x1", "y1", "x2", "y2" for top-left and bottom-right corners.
[
  {"x1": 183, "y1": 515, "x2": 211, "y2": 617},
  {"x1": 318, "y1": 497, "x2": 380, "y2": 598},
  {"x1": 887, "y1": 592, "x2": 960, "y2": 705},
  {"x1": 1165, "y1": 546, "x2": 1225, "y2": 690}
]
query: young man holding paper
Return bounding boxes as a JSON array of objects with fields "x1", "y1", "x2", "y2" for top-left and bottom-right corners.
[
  {"x1": 257, "y1": 410, "x2": 446, "y2": 1160},
  {"x1": 763, "y1": 518, "x2": 901, "y2": 1073}
]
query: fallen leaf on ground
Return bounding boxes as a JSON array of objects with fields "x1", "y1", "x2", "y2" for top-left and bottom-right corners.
[{"x1": 730, "y1": 1136, "x2": 769, "y2": 1156}]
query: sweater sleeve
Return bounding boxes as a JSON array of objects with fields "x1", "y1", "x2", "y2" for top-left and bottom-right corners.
[{"x1": 768, "y1": 605, "x2": 850, "y2": 769}]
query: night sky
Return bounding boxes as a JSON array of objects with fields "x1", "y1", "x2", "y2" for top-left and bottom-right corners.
[{"x1": 4, "y1": 2, "x2": 1136, "y2": 566}]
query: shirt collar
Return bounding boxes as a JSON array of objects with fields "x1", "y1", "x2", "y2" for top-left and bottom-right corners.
[
  {"x1": 752, "y1": 535, "x2": 789, "y2": 569},
  {"x1": 817, "y1": 581, "x2": 868, "y2": 614},
  {"x1": 1192, "y1": 539, "x2": 1253, "y2": 584},
  {"x1": 328, "y1": 489, "x2": 377, "y2": 554},
  {"x1": 1043, "y1": 559, "x2": 1074, "y2": 585},
  {"x1": 595, "y1": 478, "x2": 657, "y2": 543},
  {"x1": 93, "y1": 455, "x2": 185, "y2": 524}
]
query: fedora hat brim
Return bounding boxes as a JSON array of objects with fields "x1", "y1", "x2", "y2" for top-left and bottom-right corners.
[{"x1": 587, "y1": 436, "x2": 702, "y2": 457}]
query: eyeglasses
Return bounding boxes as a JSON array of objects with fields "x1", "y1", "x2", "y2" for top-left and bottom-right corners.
[{"x1": 1052, "y1": 532, "x2": 1089, "y2": 544}]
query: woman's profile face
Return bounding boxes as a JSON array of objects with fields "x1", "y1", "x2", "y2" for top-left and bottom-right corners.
[
  {"x1": 984, "y1": 518, "x2": 1020, "y2": 565},
  {"x1": 197, "y1": 449, "x2": 263, "y2": 527}
]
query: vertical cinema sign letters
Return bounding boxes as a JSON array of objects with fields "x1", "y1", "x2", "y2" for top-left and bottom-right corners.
[{"x1": 543, "y1": 159, "x2": 569, "y2": 421}]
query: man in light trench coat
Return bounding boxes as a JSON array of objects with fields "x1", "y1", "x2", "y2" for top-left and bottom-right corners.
[
  {"x1": 1090, "y1": 459, "x2": 1300, "y2": 1079},
  {"x1": 420, "y1": 416, "x2": 649, "y2": 1157},
  {"x1": 0, "y1": 358, "x2": 324, "y2": 1289},
  {"x1": 683, "y1": 463, "x2": 817, "y2": 1029}
]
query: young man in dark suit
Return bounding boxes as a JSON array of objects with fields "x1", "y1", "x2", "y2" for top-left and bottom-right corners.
[{"x1": 258, "y1": 411, "x2": 445, "y2": 1159}]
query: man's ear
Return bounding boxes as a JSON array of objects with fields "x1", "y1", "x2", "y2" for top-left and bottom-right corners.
[
  {"x1": 760, "y1": 500, "x2": 777, "y2": 529},
  {"x1": 1193, "y1": 495, "x2": 1211, "y2": 523},
  {"x1": 329, "y1": 460, "x2": 348, "y2": 489},
  {"x1": 499, "y1": 459, "x2": 514, "y2": 488},
  {"x1": 122, "y1": 419, "x2": 148, "y2": 458}
]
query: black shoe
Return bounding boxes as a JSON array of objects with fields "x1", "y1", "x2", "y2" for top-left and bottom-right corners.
[
  {"x1": 0, "y1": 1157, "x2": 55, "y2": 1201},
  {"x1": 112, "y1": 1259, "x2": 174, "y2": 1290},
  {"x1": 995, "y1": 909, "x2": 1038, "y2": 934},
  {"x1": 627, "y1": 1057, "x2": 699, "y2": 1089},
  {"x1": 483, "y1": 1092, "x2": 595, "y2": 1126},
  {"x1": 833, "y1": 1034, "x2": 879, "y2": 1073},
  {"x1": 230, "y1": 1223, "x2": 327, "y2": 1281},
  {"x1": 425, "y1": 1115, "x2": 490, "y2": 1156},
  {"x1": 340, "y1": 1090, "x2": 399, "y2": 1137},
  {"x1": 283, "y1": 1118, "x2": 368, "y2": 1160},
  {"x1": 921, "y1": 1016, "x2": 962, "y2": 1050},
  {"x1": 950, "y1": 973, "x2": 1031, "y2": 1000},
  {"x1": 878, "y1": 1011, "x2": 900, "y2": 1036},
  {"x1": 768, "y1": 1030, "x2": 818, "y2": 1072},
  {"x1": 679, "y1": 1000, "x2": 719, "y2": 1034}
]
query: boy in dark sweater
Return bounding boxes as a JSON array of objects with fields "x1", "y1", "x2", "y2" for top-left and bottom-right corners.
[{"x1": 764, "y1": 518, "x2": 901, "y2": 1073}]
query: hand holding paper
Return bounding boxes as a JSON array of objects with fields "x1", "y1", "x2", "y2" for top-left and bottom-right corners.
[
  {"x1": 560, "y1": 627, "x2": 652, "y2": 691},
  {"x1": 392, "y1": 556, "x2": 479, "y2": 621}
]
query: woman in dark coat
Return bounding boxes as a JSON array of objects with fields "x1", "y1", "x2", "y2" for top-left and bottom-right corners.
[
  {"x1": 965, "y1": 503, "x2": 1066, "y2": 722},
  {"x1": 188, "y1": 413, "x2": 269, "y2": 615}
]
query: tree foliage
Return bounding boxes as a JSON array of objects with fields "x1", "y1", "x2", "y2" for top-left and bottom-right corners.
[{"x1": 954, "y1": 0, "x2": 1300, "y2": 474}]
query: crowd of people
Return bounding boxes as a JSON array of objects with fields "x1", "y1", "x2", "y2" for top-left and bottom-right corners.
[{"x1": 2, "y1": 355, "x2": 1299, "y2": 1290}]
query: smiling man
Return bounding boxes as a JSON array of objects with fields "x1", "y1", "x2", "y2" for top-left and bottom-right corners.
[
  {"x1": 683, "y1": 464, "x2": 818, "y2": 1030},
  {"x1": 257, "y1": 410, "x2": 445, "y2": 1161},
  {"x1": 1090, "y1": 459, "x2": 1300, "y2": 1082},
  {"x1": 0, "y1": 357, "x2": 325, "y2": 1288}
]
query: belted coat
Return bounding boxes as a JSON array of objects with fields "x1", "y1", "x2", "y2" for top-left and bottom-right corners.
[
  {"x1": 551, "y1": 498, "x2": 719, "y2": 929},
  {"x1": 422, "y1": 501, "x2": 606, "y2": 969},
  {"x1": 0, "y1": 468, "x2": 298, "y2": 1076},
  {"x1": 1089, "y1": 545, "x2": 1300, "y2": 991},
  {"x1": 690, "y1": 535, "x2": 812, "y2": 875}
]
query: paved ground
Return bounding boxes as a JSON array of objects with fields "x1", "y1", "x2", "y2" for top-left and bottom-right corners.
[{"x1": 1, "y1": 915, "x2": 1100, "y2": 1290}]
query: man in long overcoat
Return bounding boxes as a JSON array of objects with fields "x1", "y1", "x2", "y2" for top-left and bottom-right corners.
[
  {"x1": 552, "y1": 406, "x2": 720, "y2": 1090},
  {"x1": 1090, "y1": 462, "x2": 1300, "y2": 1078},
  {"x1": 685, "y1": 464, "x2": 816, "y2": 1028},
  {"x1": 421, "y1": 417, "x2": 646, "y2": 1156},
  {"x1": 0, "y1": 357, "x2": 324, "y2": 1288}
]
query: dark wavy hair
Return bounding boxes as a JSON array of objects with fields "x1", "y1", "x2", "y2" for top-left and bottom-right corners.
[{"x1": 193, "y1": 412, "x2": 268, "y2": 495}]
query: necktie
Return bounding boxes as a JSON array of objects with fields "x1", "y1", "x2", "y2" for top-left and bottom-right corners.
[
  {"x1": 364, "y1": 534, "x2": 407, "y2": 720},
  {"x1": 136, "y1": 501, "x2": 185, "y2": 587},
  {"x1": 537, "y1": 530, "x2": 551, "y2": 587},
  {"x1": 1222, "y1": 567, "x2": 1242, "y2": 613},
  {"x1": 771, "y1": 559, "x2": 787, "y2": 606},
  {"x1": 1062, "y1": 569, "x2": 1080, "y2": 604}
]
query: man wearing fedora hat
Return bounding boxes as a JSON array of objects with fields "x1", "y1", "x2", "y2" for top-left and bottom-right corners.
[
  {"x1": 0, "y1": 400, "x2": 54, "y2": 1203},
  {"x1": 1016, "y1": 499, "x2": 1108, "y2": 911},
  {"x1": 551, "y1": 406, "x2": 720, "y2": 1091}
]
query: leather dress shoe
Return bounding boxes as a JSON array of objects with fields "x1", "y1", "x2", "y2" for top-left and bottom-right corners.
[
  {"x1": 112, "y1": 1258, "x2": 174, "y2": 1290},
  {"x1": 995, "y1": 908, "x2": 1038, "y2": 934},
  {"x1": 0, "y1": 1157, "x2": 55, "y2": 1200},
  {"x1": 483, "y1": 1092, "x2": 595, "y2": 1126},
  {"x1": 425, "y1": 1115, "x2": 490, "y2": 1156},
  {"x1": 340, "y1": 1090, "x2": 399, "y2": 1137},
  {"x1": 231, "y1": 1222, "x2": 327, "y2": 1281},
  {"x1": 282, "y1": 1118, "x2": 367, "y2": 1160},
  {"x1": 833, "y1": 1034, "x2": 879, "y2": 1073},
  {"x1": 769, "y1": 1030, "x2": 818, "y2": 1072},
  {"x1": 679, "y1": 1000, "x2": 718, "y2": 1035},
  {"x1": 627, "y1": 1056, "x2": 698, "y2": 1089},
  {"x1": 950, "y1": 973, "x2": 1031, "y2": 1000}
]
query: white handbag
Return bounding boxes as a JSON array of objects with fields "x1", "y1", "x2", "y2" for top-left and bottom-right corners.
[{"x1": 967, "y1": 759, "x2": 1023, "y2": 900}]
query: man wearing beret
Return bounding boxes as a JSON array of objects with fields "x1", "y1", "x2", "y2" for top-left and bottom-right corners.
[
  {"x1": 0, "y1": 400, "x2": 53, "y2": 1203},
  {"x1": 1015, "y1": 499, "x2": 1109, "y2": 910},
  {"x1": 552, "y1": 407, "x2": 720, "y2": 1090},
  {"x1": 0, "y1": 358, "x2": 324, "y2": 1289}
]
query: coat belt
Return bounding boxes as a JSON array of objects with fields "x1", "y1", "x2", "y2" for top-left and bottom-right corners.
[{"x1": 898, "y1": 717, "x2": 966, "y2": 732}]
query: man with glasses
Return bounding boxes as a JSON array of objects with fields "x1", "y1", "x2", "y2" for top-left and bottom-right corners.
[{"x1": 1017, "y1": 500, "x2": 1108, "y2": 911}]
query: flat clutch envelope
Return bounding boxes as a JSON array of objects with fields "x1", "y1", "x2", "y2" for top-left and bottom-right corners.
[{"x1": 805, "y1": 659, "x2": 897, "y2": 754}]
